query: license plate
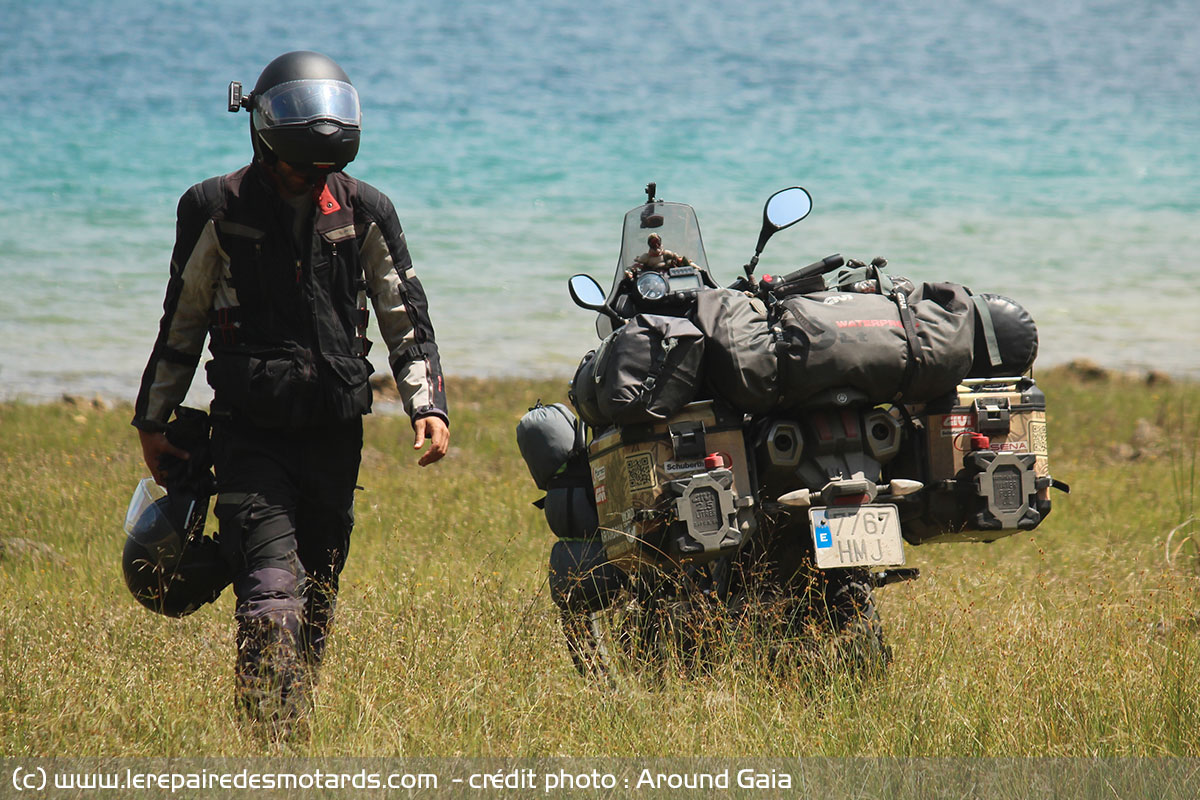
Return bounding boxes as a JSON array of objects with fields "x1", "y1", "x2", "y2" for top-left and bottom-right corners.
[{"x1": 809, "y1": 504, "x2": 905, "y2": 569}]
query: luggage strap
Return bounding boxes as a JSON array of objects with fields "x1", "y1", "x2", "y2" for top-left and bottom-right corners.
[
  {"x1": 891, "y1": 287, "x2": 923, "y2": 400},
  {"x1": 970, "y1": 293, "x2": 1004, "y2": 368},
  {"x1": 631, "y1": 334, "x2": 676, "y2": 399}
]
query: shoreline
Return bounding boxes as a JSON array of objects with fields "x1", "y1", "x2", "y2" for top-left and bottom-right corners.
[{"x1": 5, "y1": 358, "x2": 1190, "y2": 415}]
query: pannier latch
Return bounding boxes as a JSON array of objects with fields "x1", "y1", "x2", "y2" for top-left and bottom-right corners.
[
  {"x1": 974, "y1": 397, "x2": 1011, "y2": 435},
  {"x1": 668, "y1": 420, "x2": 707, "y2": 461}
]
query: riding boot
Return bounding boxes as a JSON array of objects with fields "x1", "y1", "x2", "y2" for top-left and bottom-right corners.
[
  {"x1": 299, "y1": 577, "x2": 338, "y2": 671},
  {"x1": 235, "y1": 608, "x2": 309, "y2": 731}
]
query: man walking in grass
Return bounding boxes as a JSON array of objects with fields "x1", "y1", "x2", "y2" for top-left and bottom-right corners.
[{"x1": 131, "y1": 51, "x2": 449, "y2": 732}]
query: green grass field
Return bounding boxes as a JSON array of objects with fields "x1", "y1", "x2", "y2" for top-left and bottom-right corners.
[{"x1": 1, "y1": 367, "x2": 1198, "y2": 757}]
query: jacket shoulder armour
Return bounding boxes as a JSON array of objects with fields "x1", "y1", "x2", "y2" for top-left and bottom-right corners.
[
  {"x1": 177, "y1": 176, "x2": 222, "y2": 224},
  {"x1": 171, "y1": 174, "x2": 236, "y2": 276},
  {"x1": 349, "y1": 178, "x2": 401, "y2": 233}
]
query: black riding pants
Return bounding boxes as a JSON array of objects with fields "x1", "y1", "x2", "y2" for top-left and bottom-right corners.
[{"x1": 211, "y1": 417, "x2": 363, "y2": 670}]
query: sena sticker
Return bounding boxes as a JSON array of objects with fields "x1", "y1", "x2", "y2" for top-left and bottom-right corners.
[{"x1": 594, "y1": 484, "x2": 607, "y2": 504}]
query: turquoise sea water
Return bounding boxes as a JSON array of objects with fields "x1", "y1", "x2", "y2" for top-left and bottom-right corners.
[{"x1": 2, "y1": 0, "x2": 1198, "y2": 404}]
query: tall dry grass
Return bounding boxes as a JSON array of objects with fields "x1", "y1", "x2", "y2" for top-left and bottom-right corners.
[{"x1": 1, "y1": 368, "x2": 1198, "y2": 757}]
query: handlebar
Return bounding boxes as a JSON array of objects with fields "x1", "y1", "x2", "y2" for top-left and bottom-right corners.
[
  {"x1": 757, "y1": 253, "x2": 844, "y2": 297},
  {"x1": 779, "y1": 254, "x2": 845, "y2": 284}
]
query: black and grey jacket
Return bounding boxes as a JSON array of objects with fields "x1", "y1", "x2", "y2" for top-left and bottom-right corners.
[{"x1": 133, "y1": 162, "x2": 448, "y2": 432}]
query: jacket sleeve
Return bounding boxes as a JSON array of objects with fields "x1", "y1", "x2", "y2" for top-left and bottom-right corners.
[
  {"x1": 131, "y1": 180, "x2": 223, "y2": 432},
  {"x1": 357, "y1": 185, "x2": 449, "y2": 426}
]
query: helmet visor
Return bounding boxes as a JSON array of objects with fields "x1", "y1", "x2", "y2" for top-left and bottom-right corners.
[
  {"x1": 254, "y1": 79, "x2": 361, "y2": 129},
  {"x1": 124, "y1": 477, "x2": 167, "y2": 536}
]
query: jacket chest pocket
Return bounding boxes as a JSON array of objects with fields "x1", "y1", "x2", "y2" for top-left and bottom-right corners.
[
  {"x1": 217, "y1": 223, "x2": 270, "y2": 301},
  {"x1": 313, "y1": 237, "x2": 361, "y2": 308}
]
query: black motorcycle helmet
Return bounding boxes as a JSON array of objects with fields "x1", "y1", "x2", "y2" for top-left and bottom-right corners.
[
  {"x1": 123, "y1": 479, "x2": 231, "y2": 618},
  {"x1": 244, "y1": 51, "x2": 361, "y2": 172}
]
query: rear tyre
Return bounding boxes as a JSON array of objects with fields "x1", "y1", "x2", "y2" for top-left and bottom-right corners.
[{"x1": 822, "y1": 569, "x2": 890, "y2": 677}]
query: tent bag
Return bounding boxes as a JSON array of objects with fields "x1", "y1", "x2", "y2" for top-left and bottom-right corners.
[{"x1": 517, "y1": 402, "x2": 585, "y2": 490}]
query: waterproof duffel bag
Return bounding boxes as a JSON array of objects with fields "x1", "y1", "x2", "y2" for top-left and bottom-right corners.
[
  {"x1": 691, "y1": 288, "x2": 779, "y2": 414},
  {"x1": 572, "y1": 313, "x2": 705, "y2": 428},
  {"x1": 773, "y1": 282, "x2": 976, "y2": 406}
]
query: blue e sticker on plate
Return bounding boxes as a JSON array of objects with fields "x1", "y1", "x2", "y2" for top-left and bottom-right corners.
[{"x1": 813, "y1": 509, "x2": 832, "y2": 549}]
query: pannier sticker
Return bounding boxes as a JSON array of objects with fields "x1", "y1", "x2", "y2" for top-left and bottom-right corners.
[
  {"x1": 941, "y1": 414, "x2": 974, "y2": 436},
  {"x1": 952, "y1": 435, "x2": 1030, "y2": 454},
  {"x1": 594, "y1": 484, "x2": 607, "y2": 504},
  {"x1": 592, "y1": 465, "x2": 607, "y2": 483},
  {"x1": 1028, "y1": 421, "x2": 1048, "y2": 455},
  {"x1": 665, "y1": 459, "x2": 705, "y2": 474},
  {"x1": 625, "y1": 452, "x2": 657, "y2": 491}
]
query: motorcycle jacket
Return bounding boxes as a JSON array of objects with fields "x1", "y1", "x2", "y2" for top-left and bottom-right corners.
[{"x1": 133, "y1": 162, "x2": 448, "y2": 432}]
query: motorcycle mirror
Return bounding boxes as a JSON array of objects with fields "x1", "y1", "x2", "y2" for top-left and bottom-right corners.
[
  {"x1": 756, "y1": 187, "x2": 812, "y2": 253},
  {"x1": 568, "y1": 273, "x2": 608, "y2": 309},
  {"x1": 746, "y1": 186, "x2": 812, "y2": 281},
  {"x1": 569, "y1": 274, "x2": 623, "y2": 329}
]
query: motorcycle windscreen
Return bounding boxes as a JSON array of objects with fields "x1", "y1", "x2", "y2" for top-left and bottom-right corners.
[{"x1": 597, "y1": 201, "x2": 711, "y2": 336}]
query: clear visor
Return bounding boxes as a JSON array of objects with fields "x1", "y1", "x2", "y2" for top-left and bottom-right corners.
[
  {"x1": 124, "y1": 477, "x2": 166, "y2": 536},
  {"x1": 254, "y1": 79, "x2": 361, "y2": 128}
]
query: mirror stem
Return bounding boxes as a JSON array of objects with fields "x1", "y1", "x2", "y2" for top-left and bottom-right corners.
[{"x1": 744, "y1": 252, "x2": 761, "y2": 284}]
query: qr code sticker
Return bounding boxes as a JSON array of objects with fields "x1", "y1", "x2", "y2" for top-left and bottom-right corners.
[
  {"x1": 625, "y1": 452, "x2": 657, "y2": 491},
  {"x1": 1028, "y1": 421, "x2": 1048, "y2": 456}
]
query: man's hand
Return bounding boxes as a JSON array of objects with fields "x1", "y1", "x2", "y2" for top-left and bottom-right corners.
[
  {"x1": 138, "y1": 429, "x2": 189, "y2": 486},
  {"x1": 413, "y1": 415, "x2": 449, "y2": 466}
]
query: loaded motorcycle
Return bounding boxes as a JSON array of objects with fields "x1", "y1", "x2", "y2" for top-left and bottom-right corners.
[{"x1": 518, "y1": 184, "x2": 1066, "y2": 678}]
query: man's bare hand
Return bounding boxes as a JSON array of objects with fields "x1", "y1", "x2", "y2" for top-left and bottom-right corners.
[
  {"x1": 138, "y1": 429, "x2": 189, "y2": 486},
  {"x1": 412, "y1": 415, "x2": 450, "y2": 466}
]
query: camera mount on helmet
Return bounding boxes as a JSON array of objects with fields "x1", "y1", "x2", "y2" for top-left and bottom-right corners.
[
  {"x1": 227, "y1": 81, "x2": 251, "y2": 113},
  {"x1": 228, "y1": 51, "x2": 361, "y2": 171}
]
